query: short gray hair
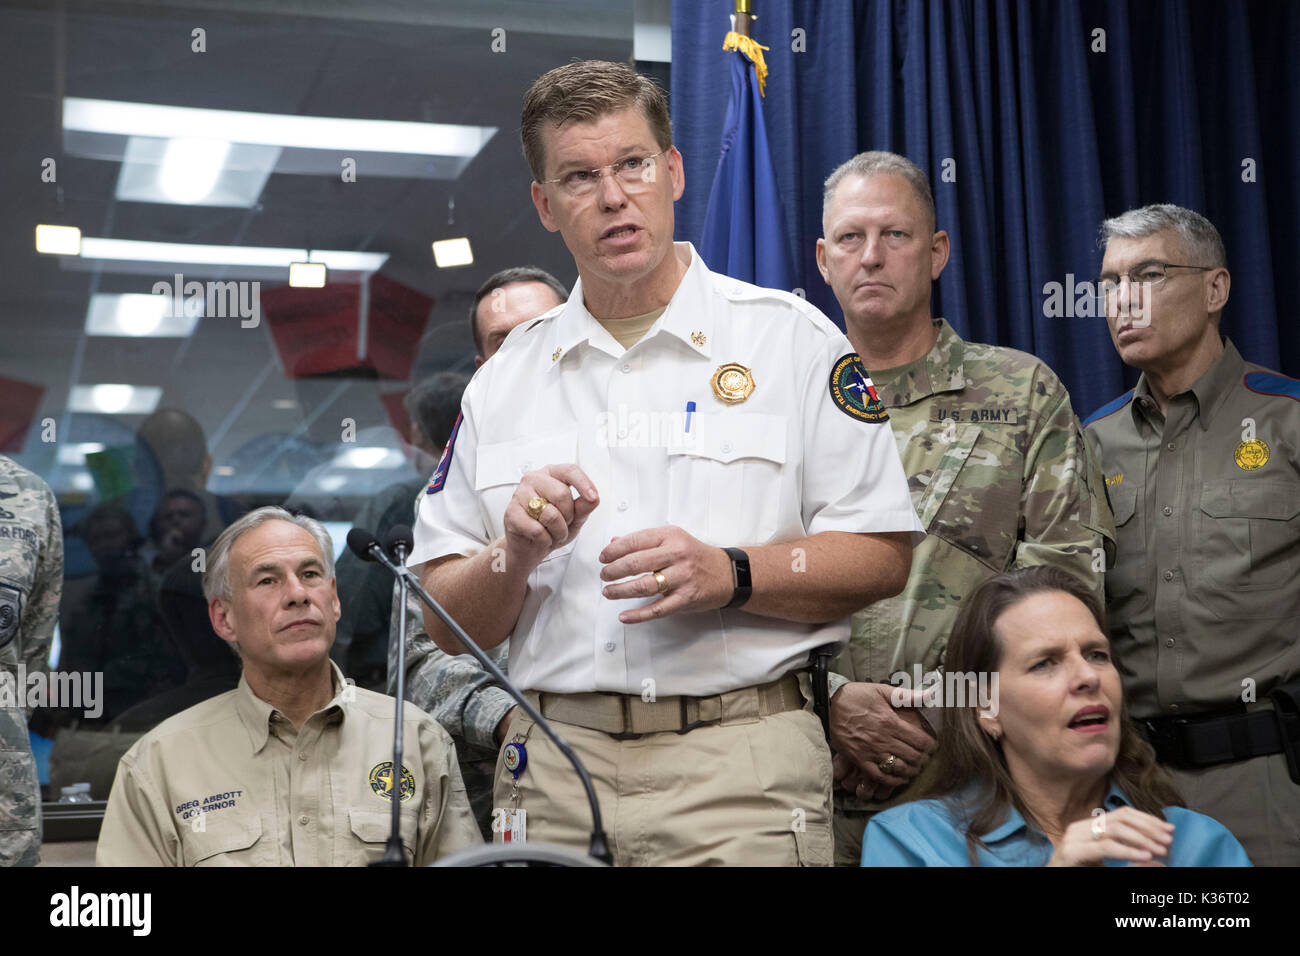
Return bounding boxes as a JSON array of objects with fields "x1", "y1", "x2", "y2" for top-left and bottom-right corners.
[
  {"x1": 822, "y1": 151, "x2": 937, "y2": 233},
  {"x1": 202, "y1": 506, "x2": 335, "y2": 603},
  {"x1": 1098, "y1": 203, "x2": 1226, "y2": 268}
]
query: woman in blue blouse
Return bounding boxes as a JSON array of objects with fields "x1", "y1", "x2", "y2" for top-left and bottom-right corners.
[{"x1": 862, "y1": 567, "x2": 1250, "y2": 867}]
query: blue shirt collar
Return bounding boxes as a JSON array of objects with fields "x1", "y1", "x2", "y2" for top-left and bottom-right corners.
[{"x1": 969, "y1": 779, "x2": 1131, "y2": 843}]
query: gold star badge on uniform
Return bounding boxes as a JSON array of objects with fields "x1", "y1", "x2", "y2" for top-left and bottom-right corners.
[
  {"x1": 690, "y1": 331, "x2": 707, "y2": 346},
  {"x1": 552, "y1": 347, "x2": 563, "y2": 362}
]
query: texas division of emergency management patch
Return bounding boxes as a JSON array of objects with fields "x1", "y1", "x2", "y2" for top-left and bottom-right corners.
[
  {"x1": 829, "y1": 353, "x2": 889, "y2": 423},
  {"x1": 369, "y1": 761, "x2": 416, "y2": 802}
]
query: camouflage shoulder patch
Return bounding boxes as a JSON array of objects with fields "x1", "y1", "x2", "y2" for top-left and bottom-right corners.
[{"x1": 829, "y1": 353, "x2": 888, "y2": 423}]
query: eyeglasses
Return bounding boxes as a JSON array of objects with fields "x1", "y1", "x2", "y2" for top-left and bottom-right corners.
[
  {"x1": 537, "y1": 149, "x2": 668, "y2": 199},
  {"x1": 1097, "y1": 262, "x2": 1212, "y2": 300}
]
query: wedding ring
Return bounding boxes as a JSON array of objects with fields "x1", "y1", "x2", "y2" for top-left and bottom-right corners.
[{"x1": 653, "y1": 570, "x2": 669, "y2": 595}]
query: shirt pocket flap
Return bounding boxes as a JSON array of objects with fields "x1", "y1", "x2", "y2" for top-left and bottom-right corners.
[
  {"x1": 1199, "y1": 480, "x2": 1300, "y2": 520},
  {"x1": 667, "y1": 412, "x2": 787, "y2": 465},
  {"x1": 181, "y1": 814, "x2": 262, "y2": 865},
  {"x1": 1108, "y1": 483, "x2": 1137, "y2": 525},
  {"x1": 914, "y1": 424, "x2": 981, "y2": 529},
  {"x1": 475, "y1": 431, "x2": 578, "y2": 490},
  {"x1": 349, "y1": 807, "x2": 416, "y2": 851}
]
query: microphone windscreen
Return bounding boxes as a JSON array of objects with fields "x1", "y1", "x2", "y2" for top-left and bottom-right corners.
[
  {"x1": 383, "y1": 524, "x2": 414, "y2": 557},
  {"x1": 346, "y1": 527, "x2": 381, "y2": 562}
]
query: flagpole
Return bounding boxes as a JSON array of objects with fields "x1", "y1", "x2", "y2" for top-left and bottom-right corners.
[{"x1": 731, "y1": 0, "x2": 752, "y2": 39}]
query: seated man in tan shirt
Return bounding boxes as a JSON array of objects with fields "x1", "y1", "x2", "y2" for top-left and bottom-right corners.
[{"x1": 96, "y1": 507, "x2": 480, "y2": 866}]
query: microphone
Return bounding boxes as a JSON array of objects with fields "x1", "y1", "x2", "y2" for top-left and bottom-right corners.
[
  {"x1": 348, "y1": 526, "x2": 613, "y2": 865},
  {"x1": 346, "y1": 527, "x2": 386, "y2": 564},
  {"x1": 382, "y1": 525, "x2": 413, "y2": 561},
  {"x1": 347, "y1": 526, "x2": 412, "y2": 866}
]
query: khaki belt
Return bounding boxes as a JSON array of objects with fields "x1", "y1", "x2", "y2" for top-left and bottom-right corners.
[{"x1": 530, "y1": 672, "x2": 805, "y2": 739}]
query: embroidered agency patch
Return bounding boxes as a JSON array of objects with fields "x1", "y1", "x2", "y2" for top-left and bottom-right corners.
[
  {"x1": 829, "y1": 353, "x2": 888, "y2": 423},
  {"x1": 426, "y1": 411, "x2": 463, "y2": 495},
  {"x1": 369, "y1": 761, "x2": 416, "y2": 802}
]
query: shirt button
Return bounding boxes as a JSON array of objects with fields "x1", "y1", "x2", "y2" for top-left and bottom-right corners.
[
  {"x1": 617, "y1": 500, "x2": 629, "y2": 512},
  {"x1": 298, "y1": 814, "x2": 309, "y2": 826},
  {"x1": 1167, "y1": 442, "x2": 1176, "y2": 451},
  {"x1": 1165, "y1": 638, "x2": 1175, "y2": 648},
  {"x1": 520, "y1": 461, "x2": 532, "y2": 474},
  {"x1": 298, "y1": 751, "x2": 308, "y2": 760},
  {"x1": 1163, "y1": 570, "x2": 1174, "y2": 581},
  {"x1": 1170, "y1": 703, "x2": 1180, "y2": 713},
  {"x1": 617, "y1": 428, "x2": 628, "y2": 439},
  {"x1": 721, "y1": 441, "x2": 733, "y2": 454},
  {"x1": 1162, "y1": 505, "x2": 1172, "y2": 516},
  {"x1": 604, "y1": 642, "x2": 616, "y2": 653},
  {"x1": 621, "y1": 363, "x2": 632, "y2": 373}
]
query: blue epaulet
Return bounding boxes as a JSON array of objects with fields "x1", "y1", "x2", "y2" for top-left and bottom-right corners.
[
  {"x1": 1082, "y1": 389, "x2": 1135, "y2": 428},
  {"x1": 1244, "y1": 371, "x2": 1300, "y2": 403}
]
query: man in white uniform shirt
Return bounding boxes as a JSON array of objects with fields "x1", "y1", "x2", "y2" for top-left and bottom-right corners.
[{"x1": 409, "y1": 60, "x2": 923, "y2": 865}]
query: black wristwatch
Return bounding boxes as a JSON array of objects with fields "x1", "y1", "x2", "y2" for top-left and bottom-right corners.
[{"x1": 721, "y1": 547, "x2": 752, "y2": 609}]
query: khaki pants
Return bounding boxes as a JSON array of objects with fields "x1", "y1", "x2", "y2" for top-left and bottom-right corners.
[
  {"x1": 1166, "y1": 752, "x2": 1300, "y2": 866},
  {"x1": 492, "y1": 679, "x2": 833, "y2": 866}
]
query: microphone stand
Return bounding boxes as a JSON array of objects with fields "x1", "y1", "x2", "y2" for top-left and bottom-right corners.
[
  {"x1": 370, "y1": 536, "x2": 410, "y2": 867},
  {"x1": 356, "y1": 532, "x2": 612, "y2": 865}
]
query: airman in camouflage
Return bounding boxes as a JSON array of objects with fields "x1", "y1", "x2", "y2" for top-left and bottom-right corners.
[
  {"x1": 389, "y1": 585, "x2": 511, "y2": 840},
  {"x1": 815, "y1": 152, "x2": 1114, "y2": 864},
  {"x1": 0, "y1": 455, "x2": 64, "y2": 866}
]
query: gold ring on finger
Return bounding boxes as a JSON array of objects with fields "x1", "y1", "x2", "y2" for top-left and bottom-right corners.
[
  {"x1": 653, "y1": 570, "x2": 669, "y2": 595},
  {"x1": 879, "y1": 754, "x2": 898, "y2": 775},
  {"x1": 526, "y1": 495, "x2": 548, "y2": 521}
]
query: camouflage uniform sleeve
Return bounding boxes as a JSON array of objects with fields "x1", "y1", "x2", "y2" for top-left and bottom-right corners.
[
  {"x1": 393, "y1": 586, "x2": 513, "y2": 755},
  {"x1": 1015, "y1": 377, "x2": 1116, "y2": 601},
  {"x1": 22, "y1": 488, "x2": 63, "y2": 689},
  {"x1": 415, "y1": 714, "x2": 483, "y2": 865},
  {"x1": 96, "y1": 751, "x2": 179, "y2": 866}
]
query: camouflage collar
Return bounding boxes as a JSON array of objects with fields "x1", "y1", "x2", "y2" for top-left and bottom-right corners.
[
  {"x1": 867, "y1": 318, "x2": 966, "y2": 407},
  {"x1": 1132, "y1": 337, "x2": 1243, "y2": 431}
]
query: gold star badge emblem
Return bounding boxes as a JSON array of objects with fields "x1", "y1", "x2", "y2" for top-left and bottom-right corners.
[
  {"x1": 551, "y1": 347, "x2": 562, "y2": 362},
  {"x1": 690, "y1": 331, "x2": 707, "y2": 346}
]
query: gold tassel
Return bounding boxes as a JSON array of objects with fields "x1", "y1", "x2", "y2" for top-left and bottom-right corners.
[{"x1": 722, "y1": 31, "x2": 771, "y2": 97}]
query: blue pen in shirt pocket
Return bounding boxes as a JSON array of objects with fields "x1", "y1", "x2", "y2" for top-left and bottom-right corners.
[{"x1": 685, "y1": 400, "x2": 696, "y2": 432}]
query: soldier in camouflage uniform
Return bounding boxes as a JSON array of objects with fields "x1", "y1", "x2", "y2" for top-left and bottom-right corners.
[
  {"x1": 0, "y1": 455, "x2": 64, "y2": 866},
  {"x1": 815, "y1": 152, "x2": 1115, "y2": 864}
]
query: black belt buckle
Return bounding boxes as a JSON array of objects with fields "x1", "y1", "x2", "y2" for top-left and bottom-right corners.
[
  {"x1": 675, "y1": 695, "x2": 707, "y2": 736},
  {"x1": 1140, "y1": 717, "x2": 1188, "y2": 766},
  {"x1": 607, "y1": 694, "x2": 643, "y2": 741}
]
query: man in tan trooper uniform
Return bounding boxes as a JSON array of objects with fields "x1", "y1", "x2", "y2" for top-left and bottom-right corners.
[
  {"x1": 1084, "y1": 203, "x2": 1300, "y2": 866},
  {"x1": 97, "y1": 506, "x2": 479, "y2": 866}
]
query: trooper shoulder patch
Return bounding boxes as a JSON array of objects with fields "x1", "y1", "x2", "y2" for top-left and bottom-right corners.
[{"x1": 829, "y1": 353, "x2": 889, "y2": 423}]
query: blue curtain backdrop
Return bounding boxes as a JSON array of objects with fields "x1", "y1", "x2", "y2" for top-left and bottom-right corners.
[{"x1": 671, "y1": 0, "x2": 1300, "y2": 418}]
